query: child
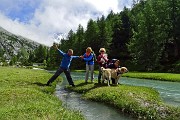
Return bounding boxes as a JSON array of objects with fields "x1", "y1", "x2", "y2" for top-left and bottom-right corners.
[
  {"x1": 46, "y1": 44, "x2": 80, "y2": 86},
  {"x1": 80, "y1": 47, "x2": 95, "y2": 83},
  {"x1": 107, "y1": 59, "x2": 120, "y2": 84}
]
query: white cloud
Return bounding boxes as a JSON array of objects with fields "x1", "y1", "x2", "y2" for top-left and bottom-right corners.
[
  {"x1": 85, "y1": 0, "x2": 120, "y2": 15},
  {"x1": 118, "y1": 0, "x2": 133, "y2": 9},
  {"x1": 0, "y1": 13, "x2": 51, "y2": 46},
  {"x1": 0, "y1": 0, "x2": 133, "y2": 46}
]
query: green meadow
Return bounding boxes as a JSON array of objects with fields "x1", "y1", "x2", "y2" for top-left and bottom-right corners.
[
  {"x1": 0, "y1": 67, "x2": 84, "y2": 120},
  {"x1": 123, "y1": 72, "x2": 180, "y2": 82}
]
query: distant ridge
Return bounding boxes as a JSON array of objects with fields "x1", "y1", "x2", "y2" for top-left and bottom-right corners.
[{"x1": 0, "y1": 26, "x2": 41, "y2": 60}]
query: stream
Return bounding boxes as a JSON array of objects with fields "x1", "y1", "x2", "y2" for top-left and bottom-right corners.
[
  {"x1": 121, "y1": 77, "x2": 180, "y2": 107},
  {"x1": 54, "y1": 72, "x2": 180, "y2": 120}
]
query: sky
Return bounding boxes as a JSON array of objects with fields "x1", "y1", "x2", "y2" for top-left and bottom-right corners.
[{"x1": 0, "y1": 0, "x2": 133, "y2": 46}]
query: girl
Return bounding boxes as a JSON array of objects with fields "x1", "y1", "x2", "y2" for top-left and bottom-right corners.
[{"x1": 80, "y1": 47, "x2": 95, "y2": 83}]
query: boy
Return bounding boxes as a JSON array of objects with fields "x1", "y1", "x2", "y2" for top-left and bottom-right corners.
[{"x1": 46, "y1": 44, "x2": 80, "y2": 86}]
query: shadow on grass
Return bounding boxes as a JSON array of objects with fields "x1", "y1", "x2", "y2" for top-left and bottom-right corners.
[{"x1": 33, "y1": 82, "x2": 47, "y2": 86}]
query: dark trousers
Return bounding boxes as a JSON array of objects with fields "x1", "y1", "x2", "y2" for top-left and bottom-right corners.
[
  {"x1": 47, "y1": 67, "x2": 74, "y2": 85},
  {"x1": 111, "y1": 78, "x2": 115, "y2": 84},
  {"x1": 98, "y1": 66, "x2": 102, "y2": 83}
]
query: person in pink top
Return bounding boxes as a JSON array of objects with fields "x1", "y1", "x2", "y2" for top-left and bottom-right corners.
[{"x1": 97, "y1": 48, "x2": 108, "y2": 84}]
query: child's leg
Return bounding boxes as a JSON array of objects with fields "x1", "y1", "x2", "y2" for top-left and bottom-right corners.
[
  {"x1": 85, "y1": 64, "x2": 89, "y2": 82},
  {"x1": 64, "y1": 69, "x2": 74, "y2": 86},
  {"x1": 90, "y1": 65, "x2": 94, "y2": 82},
  {"x1": 47, "y1": 67, "x2": 63, "y2": 85}
]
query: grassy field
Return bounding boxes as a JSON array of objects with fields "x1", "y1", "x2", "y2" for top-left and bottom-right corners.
[
  {"x1": 1, "y1": 67, "x2": 179, "y2": 120},
  {"x1": 67, "y1": 80, "x2": 180, "y2": 120},
  {"x1": 0, "y1": 67, "x2": 84, "y2": 120}
]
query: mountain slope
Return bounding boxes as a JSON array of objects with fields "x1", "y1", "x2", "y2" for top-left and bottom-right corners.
[{"x1": 0, "y1": 26, "x2": 41, "y2": 60}]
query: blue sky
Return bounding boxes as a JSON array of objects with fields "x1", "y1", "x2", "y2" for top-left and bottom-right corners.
[
  {"x1": 0, "y1": 0, "x2": 133, "y2": 46},
  {"x1": 0, "y1": 0, "x2": 41, "y2": 22}
]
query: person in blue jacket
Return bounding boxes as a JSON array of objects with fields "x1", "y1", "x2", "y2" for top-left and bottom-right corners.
[
  {"x1": 80, "y1": 47, "x2": 95, "y2": 83},
  {"x1": 46, "y1": 44, "x2": 80, "y2": 87}
]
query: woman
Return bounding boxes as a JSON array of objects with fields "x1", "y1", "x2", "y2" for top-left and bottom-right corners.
[
  {"x1": 80, "y1": 47, "x2": 95, "y2": 83},
  {"x1": 97, "y1": 48, "x2": 108, "y2": 84}
]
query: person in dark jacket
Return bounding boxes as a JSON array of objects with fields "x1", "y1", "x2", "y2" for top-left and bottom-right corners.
[
  {"x1": 107, "y1": 59, "x2": 120, "y2": 69},
  {"x1": 107, "y1": 59, "x2": 120, "y2": 84},
  {"x1": 46, "y1": 44, "x2": 80, "y2": 87}
]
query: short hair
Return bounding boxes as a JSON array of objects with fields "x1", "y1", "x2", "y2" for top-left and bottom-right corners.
[
  {"x1": 99, "y1": 48, "x2": 106, "y2": 53},
  {"x1": 115, "y1": 60, "x2": 120, "y2": 65},
  {"x1": 68, "y1": 49, "x2": 73, "y2": 53}
]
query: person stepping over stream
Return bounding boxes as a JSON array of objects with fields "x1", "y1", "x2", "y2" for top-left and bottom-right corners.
[{"x1": 46, "y1": 43, "x2": 81, "y2": 87}]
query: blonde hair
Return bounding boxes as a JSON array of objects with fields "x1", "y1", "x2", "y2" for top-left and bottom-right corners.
[
  {"x1": 99, "y1": 48, "x2": 106, "y2": 53},
  {"x1": 86, "y1": 47, "x2": 92, "y2": 53}
]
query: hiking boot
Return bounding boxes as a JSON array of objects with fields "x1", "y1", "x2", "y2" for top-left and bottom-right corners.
[
  {"x1": 46, "y1": 83, "x2": 51, "y2": 86},
  {"x1": 46, "y1": 81, "x2": 51, "y2": 86}
]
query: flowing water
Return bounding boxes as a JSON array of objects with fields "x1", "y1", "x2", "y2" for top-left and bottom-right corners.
[
  {"x1": 55, "y1": 72, "x2": 134, "y2": 120},
  {"x1": 120, "y1": 77, "x2": 180, "y2": 107},
  {"x1": 54, "y1": 72, "x2": 180, "y2": 120}
]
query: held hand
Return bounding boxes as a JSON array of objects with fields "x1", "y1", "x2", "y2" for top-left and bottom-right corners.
[
  {"x1": 53, "y1": 43, "x2": 58, "y2": 49},
  {"x1": 80, "y1": 55, "x2": 84, "y2": 59}
]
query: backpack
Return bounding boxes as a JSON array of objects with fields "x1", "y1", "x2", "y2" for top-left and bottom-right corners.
[
  {"x1": 107, "y1": 59, "x2": 121, "y2": 68},
  {"x1": 92, "y1": 51, "x2": 97, "y2": 62}
]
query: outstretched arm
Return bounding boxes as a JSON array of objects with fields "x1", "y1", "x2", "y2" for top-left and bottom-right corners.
[
  {"x1": 72, "y1": 55, "x2": 81, "y2": 59},
  {"x1": 53, "y1": 43, "x2": 65, "y2": 56}
]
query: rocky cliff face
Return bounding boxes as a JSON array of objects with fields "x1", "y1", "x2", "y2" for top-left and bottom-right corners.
[{"x1": 0, "y1": 26, "x2": 41, "y2": 60}]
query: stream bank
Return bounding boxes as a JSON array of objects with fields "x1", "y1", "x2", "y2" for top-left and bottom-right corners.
[{"x1": 55, "y1": 72, "x2": 180, "y2": 119}]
